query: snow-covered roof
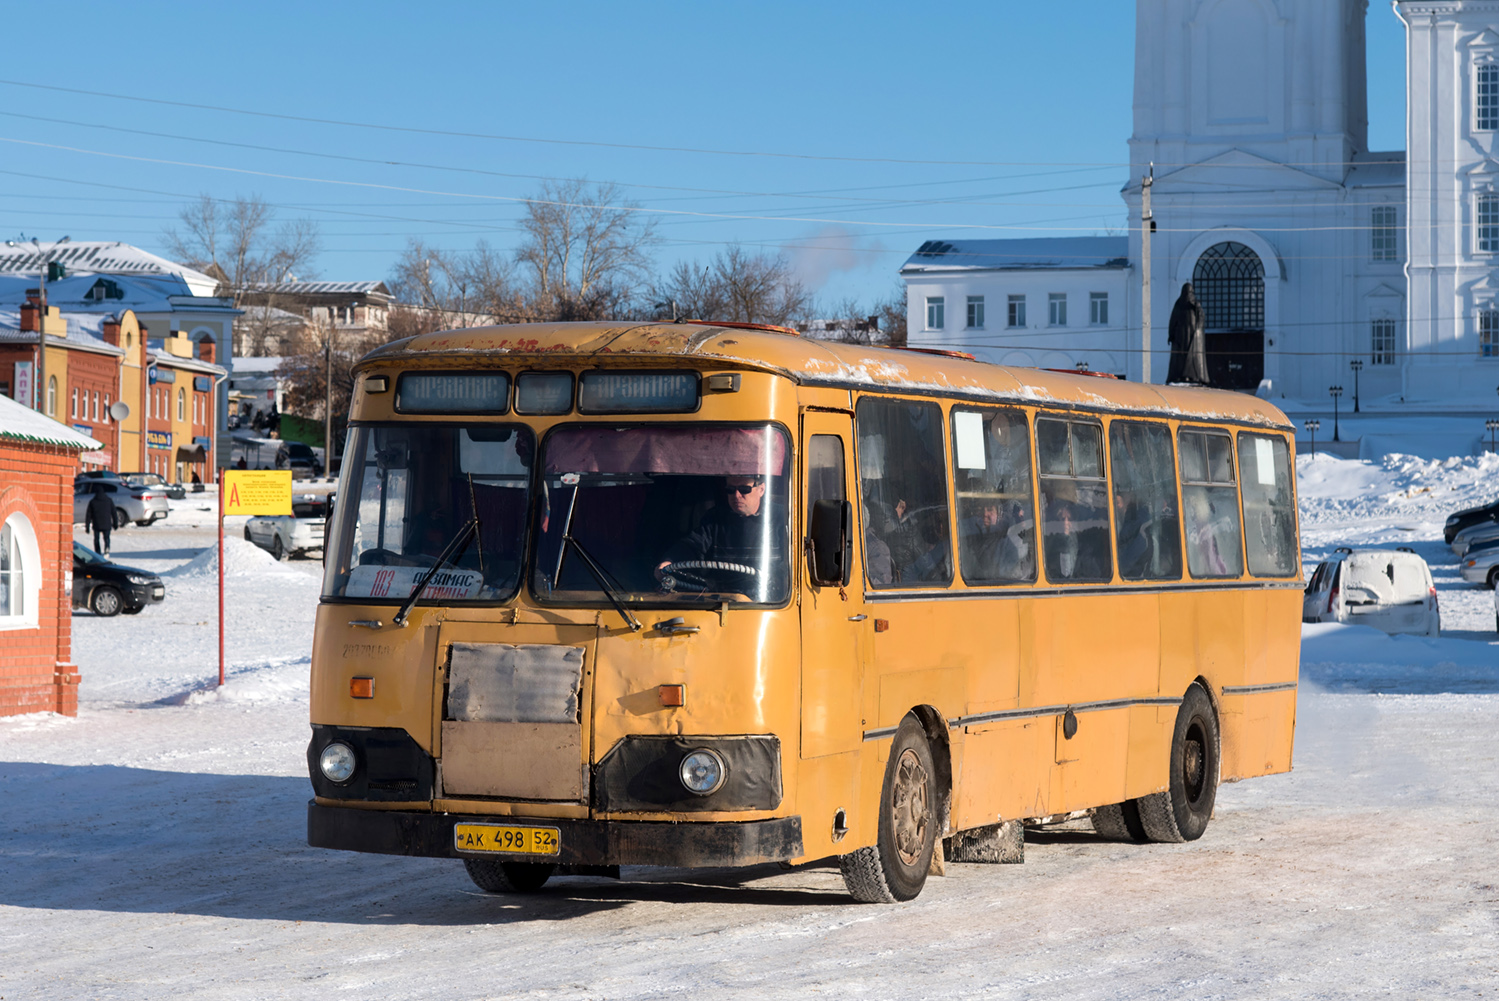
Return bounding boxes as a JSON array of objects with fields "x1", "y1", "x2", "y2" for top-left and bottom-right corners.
[
  {"x1": 901, "y1": 236, "x2": 1131, "y2": 273},
  {"x1": 0, "y1": 309, "x2": 124, "y2": 356},
  {"x1": 0, "y1": 241, "x2": 220, "y2": 296},
  {"x1": 247, "y1": 280, "x2": 389, "y2": 296},
  {"x1": 229, "y1": 356, "x2": 286, "y2": 374},
  {"x1": 0, "y1": 393, "x2": 102, "y2": 450}
]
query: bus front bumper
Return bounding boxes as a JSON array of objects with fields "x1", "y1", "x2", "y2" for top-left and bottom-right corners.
[{"x1": 307, "y1": 801, "x2": 803, "y2": 868}]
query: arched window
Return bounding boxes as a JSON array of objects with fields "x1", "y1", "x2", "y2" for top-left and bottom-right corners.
[
  {"x1": 1193, "y1": 242, "x2": 1265, "y2": 331},
  {"x1": 46, "y1": 377, "x2": 57, "y2": 416},
  {"x1": 177, "y1": 387, "x2": 186, "y2": 421},
  {"x1": 0, "y1": 512, "x2": 41, "y2": 628}
]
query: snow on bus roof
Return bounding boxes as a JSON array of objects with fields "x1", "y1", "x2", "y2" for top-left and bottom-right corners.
[{"x1": 361, "y1": 321, "x2": 1293, "y2": 428}]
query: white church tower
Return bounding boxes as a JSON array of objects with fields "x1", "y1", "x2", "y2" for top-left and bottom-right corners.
[
  {"x1": 1126, "y1": 0, "x2": 1406, "y2": 403},
  {"x1": 1398, "y1": 2, "x2": 1499, "y2": 401}
]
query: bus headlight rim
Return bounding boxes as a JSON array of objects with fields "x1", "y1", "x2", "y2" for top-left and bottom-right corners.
[
  {"x1": 319, "y1": 741, "x2": 357, "y2": 784},
  {"x1": 678, "y1": 748, "x2": 727, "y2": 796}
]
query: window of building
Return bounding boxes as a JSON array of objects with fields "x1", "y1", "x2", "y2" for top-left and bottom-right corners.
[
  {"x1": 0, "y1": 513, "x2": 40, "y2": 628},
  {"x1": 1007, "y1": 295, "x2": 1026, "y2": 328},
  {"x1": 104, "y1": 394, "x2": 111, "y2": 421},
  {"x1": 1048, "y1": 293, "x2": 1067, "y2": 327},
  {"x1": 1371, "y1": 206, "x2": 1398, "y2": 261},
  {"x1": 1179, "y1": 429, "x2": 1244, "y2": 578},
  {"x1": 46, "y1": 377, "x2": 56, "y2": 417},
  {"x1": 1089, "y1": 292, "x2": 1109, "y2": 325},
  {"x1": 1035, "y1": 417, "x2": 1112, "y2": 582},
  {"x1": 1109, "y1": 421, "x2": 1181, "y2": 580},
  {"x1": 1479, "y1": 194, "x2": 1499, "y2": 253},
  {"x1": 966, "y1": 295, "x2": 985, "y2": 329},
  {"x1": 71, "y1": 387, "x2": 78, "y2": 419},
  {"x1": 178, "y1": 388, "x2": 186, "y2": 422},
  {"x1": 951, "y1": 408, "x2": 1036, "y2": 585},
  {"x1": 856, "y1": 397, "x2": 952, "y2": 587},
  {"x1": 92, "y1": 392, "x2": 99, "y2": 422},
  {"x1": 1237, "y1": 433, "x2": 1297, "y2": 577},
  {"x1": 1478, "y1": 63, "x2": 1499, "y2": 131},
  {"x1": 926, "y1": 297, "x2": 945, "y2": 330},
  {"x1": 1481, "y1": 309, "x2": 1499, "y2": 358},
  {"x1": 1372, "y1": 318, "x2": 1396, "y2": 365}
]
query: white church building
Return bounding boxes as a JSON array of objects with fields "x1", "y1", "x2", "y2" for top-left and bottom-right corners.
[{"x1": 906, "y1": 0, "x2": 1499, "y2": 410}]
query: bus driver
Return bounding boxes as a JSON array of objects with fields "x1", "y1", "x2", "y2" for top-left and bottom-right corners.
[{"x1": 656, "y1": 474, "x2": 780, "y2": 592}]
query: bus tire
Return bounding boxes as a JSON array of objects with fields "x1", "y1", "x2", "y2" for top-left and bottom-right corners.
[
  {"x1": 839, "y1": 715, "x2": 939, "y2": 903},
  {"x1": 1138, "y1": 683, "x2": 1219, "y2": 844},
  {"x1": 1090, "y1": 801, "x2": 1146, "y2": 842},
  {"x1": 463, "y1": 859, "x2": 555, "y2": 893}
]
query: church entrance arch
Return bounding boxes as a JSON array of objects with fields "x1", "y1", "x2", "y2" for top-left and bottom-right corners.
[{"x1": 1192, "y1": 241, "x2": 1265, "y2": 390}]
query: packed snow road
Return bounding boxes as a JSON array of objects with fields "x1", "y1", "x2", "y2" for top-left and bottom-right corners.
[{"x1": 2, "y1": 459, "x2": 1497, "y2": 1000}]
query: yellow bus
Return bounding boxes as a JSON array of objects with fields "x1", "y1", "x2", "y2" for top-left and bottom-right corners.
[{"x1": 307, "y1": 320, "x2": 1301, "y2": 903}]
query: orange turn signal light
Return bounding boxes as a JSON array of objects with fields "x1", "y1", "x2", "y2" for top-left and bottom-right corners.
[
  {"x1": 874, "y1": 619, "x2": 890, "y2": 633},
  {"x1": 350, "y1": 676, "x2": 375, "y2": 699},
  {"x1": 658, "y1": 684, "x2": 686, "y2": 707}
]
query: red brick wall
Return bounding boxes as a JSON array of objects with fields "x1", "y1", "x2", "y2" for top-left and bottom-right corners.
[
  {"x1": 66, "y1": 351, "x2": 118, "y2": 465},
  {"x1": 0, "y1": 439, "x2": 81, "y2": 716}
]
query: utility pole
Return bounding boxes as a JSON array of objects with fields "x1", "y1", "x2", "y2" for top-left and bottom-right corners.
[
  {"x1": 28, "y1": 236, "x2": 70, "y2": 414},
  {"x1": 1141, "y1": 165, "x2": 1154, "y2": 384},
  {"x1": 324, "y1": 313, "x2": 333, "y2": 478}
]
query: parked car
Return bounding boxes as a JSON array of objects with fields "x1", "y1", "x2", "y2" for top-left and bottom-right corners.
[
  {"x1": 119, "y1": 471, "x2": 186, "y2": 500},
  {"x1": 1458, "y1": 536, "x2": 1499, "y2": 588},
  {"x1": 71, "y1": 541, "x2": 165, "y2": 616},
  {"x1": 244, "y1": 494, "x2": 328, "y2": 560},
  {"x1": 1303, "y1": 546, "x2": 1440, "y2": 636},
  {"x1": 72, "y1": 479, "x2": 170, "y2": 528},
  {"x1": 1444, "y1": 498, "x2": 1499, "y2": 544},
  {"x1": 275, "y1": 441, "x2": 323, "y2": 478},
  {"x1": 1452, "y1": 516, "x2": 1499, "y2": 557}
]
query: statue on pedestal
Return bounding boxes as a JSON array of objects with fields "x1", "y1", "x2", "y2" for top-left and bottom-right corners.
[{"x1": 1167, "y1": 282, "x2": 1209, "y2": 385}]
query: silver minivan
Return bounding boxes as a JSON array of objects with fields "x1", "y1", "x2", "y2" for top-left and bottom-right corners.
[{"x1": 1303, "y1": 547, "x2": 1441, "y2": 636}]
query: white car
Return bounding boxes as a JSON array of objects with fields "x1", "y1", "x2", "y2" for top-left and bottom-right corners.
[
  {"x1": 244, "y1": 496, "x2": 328, "y2": 560},
  {"x1": 1303, "y1": 547, "x2": 1440, "y2": 637}
]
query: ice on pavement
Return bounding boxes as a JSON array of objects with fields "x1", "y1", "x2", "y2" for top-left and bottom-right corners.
[{"x1": 1, "y1": 459, "x2": 1496, "y2": 999}]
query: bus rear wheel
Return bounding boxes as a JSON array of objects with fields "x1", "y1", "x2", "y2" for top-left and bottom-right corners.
[
  {"x1": 1138, "y1": 683, "x2": 1219, "y2": 843},
  {"x1": 839, "y1": 714, "x2": 939, "y2": 903},
  {"x1": 463, "y1": 859, "x2": 555, "y2": 893},
  {"x1": 1090, "y1": 800, "x2": 1146, "y2": 842}
]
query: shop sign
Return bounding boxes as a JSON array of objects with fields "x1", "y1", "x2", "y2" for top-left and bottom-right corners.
[
  {"x1": 147, "y1": 430, "x2": 172, "y2": 450},
  {"x1": 149, "y1": 367, "x2": 176, "y2": 384},
  {"x1": 13, "y1": 361, "x2": 32, "y2": 407},
  {"x1": 193, "y1": 435, "x2": 211, "y2": 447},
  {"x1": 194, "y1": 376, "x2": 212, "y2": 392}
]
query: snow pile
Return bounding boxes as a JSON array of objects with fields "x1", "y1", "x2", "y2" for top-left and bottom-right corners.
[
  {"x1": 1297, "y1": 450, "x2": 1499, "y2": 527},
  {"x1": 163, "y1": 535, "x2": 319, "y2": 583},
  {"x1": 181, "y1": 655, "x2": 311, "y2": 706},
  {"x1": 1301, "y1": 622, "x2": 1499, "y2": 693}
]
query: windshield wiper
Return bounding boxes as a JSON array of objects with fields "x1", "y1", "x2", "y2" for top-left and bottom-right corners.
[
  {"x1": 560, "y1": 534, "x2": 642, "y2": 632},
  {"x1": 392, "y1": 517, "x2": 477, "y2": 628}
]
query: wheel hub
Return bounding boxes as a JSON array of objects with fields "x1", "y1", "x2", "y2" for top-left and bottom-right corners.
[
  {"x1": 891, "y1": 748, "x2": 930, "y2": 867},
  {"x1": 1184, "y1": 730, "x2": 1205, "y2": 802}
]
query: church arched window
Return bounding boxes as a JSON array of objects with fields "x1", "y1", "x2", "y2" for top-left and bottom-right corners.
[
  {"x1": 1477, "y1": 63, "x2": 1499, "y2": 132},
  {"x1": 1192, "y1": 242, "x2": 1264, "y2": 332}
]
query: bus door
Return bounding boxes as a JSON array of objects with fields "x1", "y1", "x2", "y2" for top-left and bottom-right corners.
[{"x1": 799, "y1": 410, "x2": 868, "y2": 760}]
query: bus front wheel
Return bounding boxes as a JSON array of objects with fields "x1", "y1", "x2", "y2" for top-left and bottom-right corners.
[
  {"x1": 463, "y1": 859, "x2": 555, "y2": 894},
  {"x1": 839, "y1": 714, "x2": 939, "y2": 903},
  {"x1": 1138, "y1": 683, "x2": 1219, "y2": 843}
]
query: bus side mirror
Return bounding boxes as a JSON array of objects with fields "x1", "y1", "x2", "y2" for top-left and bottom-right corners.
[{"x1": 808, "y1": 499, "x2": 852, "y2": 588}]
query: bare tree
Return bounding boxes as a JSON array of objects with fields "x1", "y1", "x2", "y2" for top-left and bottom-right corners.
[
  {"x1": 874, "y1": 283, "x2": 908, "y2": 348},
  {"x1": 517, "y1": 179, "x2": 657, "y2": 319},
  {"x1": 651, "y1": 245, "x2": 811, "y2": 328},
  {"x1": 389, "y1": 238, "x2": 527, "y2": 328},
  {"x1": 165, "y1": 194, "x2": 321, "y2": 302}
]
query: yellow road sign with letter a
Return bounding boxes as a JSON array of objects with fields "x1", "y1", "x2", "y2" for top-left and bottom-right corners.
[{"x1": 223, "y1": 470, "x2": 293, "y2": 516}]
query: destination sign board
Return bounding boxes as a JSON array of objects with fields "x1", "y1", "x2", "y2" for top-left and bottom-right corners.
[
  {"x1": 578, "y1": 371, "x2": 699, "y2": 414},
  {"x1": 395, "y1": 373, "x2": 510, "y2": 414}
]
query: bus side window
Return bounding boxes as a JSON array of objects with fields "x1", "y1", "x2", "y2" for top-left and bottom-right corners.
[
  {"x1": 856, "y1": 397, "x2": 953, "y2": 587},
  {"x1": 1237, "y1": 432, "x2": 1297, "y2": 577},
  {"x1": 1179, "y1": 429, "x2": 1245, "y2": 578},
  {"x1": 1109, "y1": 421, "x2": 1183, "y2": 580},
  {"x1": 1036, "y1": 417, "x2": 1113, "y2": 582},
  {"x1": 952, "y1": 408, "x2": 1036, "y2": 585}
]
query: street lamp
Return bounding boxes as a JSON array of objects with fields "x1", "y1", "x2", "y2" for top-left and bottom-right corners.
[
  {"x1": 1487, "y1": 419, "x2": 1499, "y2": 455},
  {"x1": 1350, "y1": 359, "x2": 1363, "y2": 413},
  {"x1": 1329, "y1": 385, "x2": 1344, "y2": 443},
  {"x1": 1304, "y1": 419, "x2": 1321, "y2": 459},
  {"x1": 7, "y1": 236, "x2": 71, "y2": 414}
]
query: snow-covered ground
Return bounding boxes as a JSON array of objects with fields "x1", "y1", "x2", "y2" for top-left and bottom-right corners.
[{"x1": 2, "y1": 465, "x2": 1497, "y2": 1000}]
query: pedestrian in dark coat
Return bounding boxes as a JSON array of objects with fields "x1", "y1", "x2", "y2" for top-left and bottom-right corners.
[{"x1": 85, "y1": 485, "x2": 116, "y2": 555}]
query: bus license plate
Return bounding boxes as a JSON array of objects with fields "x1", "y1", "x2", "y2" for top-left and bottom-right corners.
[{"x1": 453, "y1": 824, "x2": 561, "y2": 856}]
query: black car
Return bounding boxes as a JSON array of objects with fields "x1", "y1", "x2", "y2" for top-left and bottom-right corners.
[
  {"x1": 72, "y1": 542, "x2": 166, "y2": 616},
  {"x1": 1444, "y1": 499, "x2": 1499, "y2": 544},
  {"x1": 275, "y1": 441, "x2": 324, "y2": 477}
]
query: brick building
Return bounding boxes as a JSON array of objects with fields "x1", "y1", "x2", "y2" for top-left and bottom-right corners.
[{"x1": 0, "y1": 393, "x2": 100, "y2": 717}]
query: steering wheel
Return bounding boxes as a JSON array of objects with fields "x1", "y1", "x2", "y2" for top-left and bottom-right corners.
[
  {"x1": 357, "y1": 548, "x2": 435, "y2": 568},
  {"x1": 659, "y1": 559, "x2": 759, "y2": 593}
]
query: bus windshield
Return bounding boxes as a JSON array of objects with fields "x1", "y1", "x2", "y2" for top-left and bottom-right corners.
[
  {"x1": 534, "y1": 424, "x2": 791, "y2": 606},
  {"x1": 322, "y1": 423, "x2": 533, "y2": 602}
]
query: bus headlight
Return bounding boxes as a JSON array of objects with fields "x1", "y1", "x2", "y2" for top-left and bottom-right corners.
[
  {"x1": 319, "y1": 742, "x2": 357, "y2": 784},
  {"x1": 679, "y1": 748, "x2": 727, "y2": 796}
]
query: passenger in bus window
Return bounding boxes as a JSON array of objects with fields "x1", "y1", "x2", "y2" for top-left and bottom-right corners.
[
  {"x1": 959, "y1": 501, "x2": 1032, "y2": 582},
  {"x1": 862, "y1": 505, "x2": 894, "y2": 586}
]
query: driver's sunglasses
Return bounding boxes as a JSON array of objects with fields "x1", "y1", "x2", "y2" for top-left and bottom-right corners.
[{"x1": 726, "y1": 482, "x2": 762, "y2": 495}]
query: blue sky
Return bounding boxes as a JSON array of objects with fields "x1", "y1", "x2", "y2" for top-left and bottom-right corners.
[{"x1": 1, "y1": 1, "x2": 1407, "y2": 312}]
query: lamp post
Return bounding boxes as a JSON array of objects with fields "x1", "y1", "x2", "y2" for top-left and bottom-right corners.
[
  {"x1": 1304, "y1": 419, "x2": 1321, "y2": 458},
  {"x1": 1487, "y1": 418, "x2": 1499, "y2": 454},
  {"x1": 1329, "y1": 385, "x2": 1344, "y2": 443},
  {"x1": 29, "y1": 236, "x2": 69, "y2": 415},
  {"x1": 1350, "y1": 359, "x2": 1363, "y2": 413}
]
